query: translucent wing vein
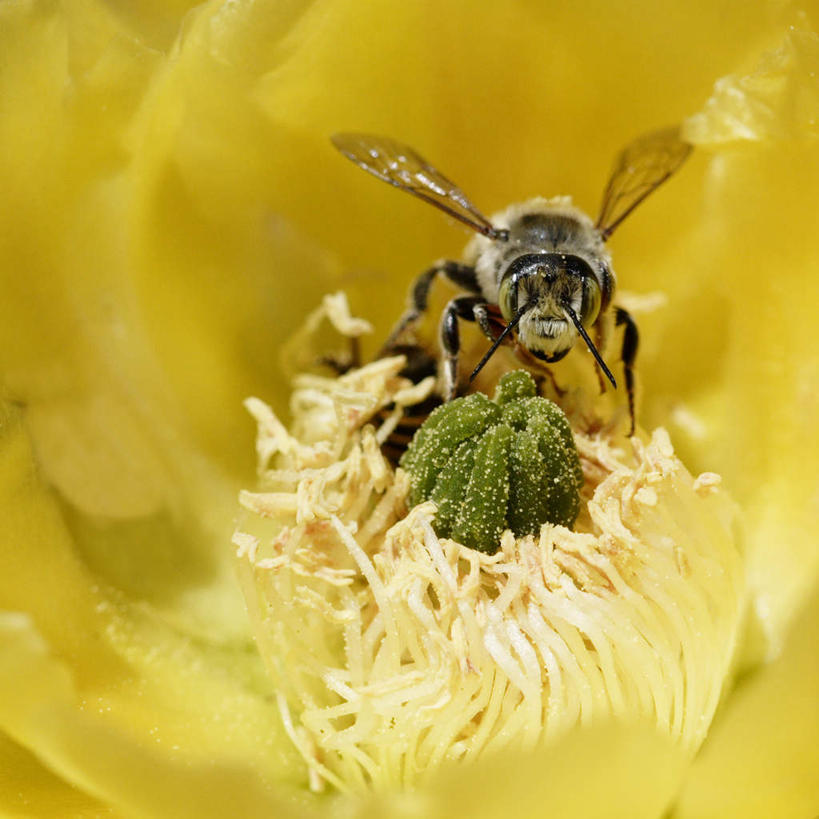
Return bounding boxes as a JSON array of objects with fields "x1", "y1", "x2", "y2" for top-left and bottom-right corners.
[
  {"x1": 597, "y1": 127, "x2": 692, "y2": 240},
  {"x1": 332, "y1": 133, "x2": 505, "y2": 239}
]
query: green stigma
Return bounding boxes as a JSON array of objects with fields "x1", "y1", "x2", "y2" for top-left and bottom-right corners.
[{"x1": 400, "y1": 371, "x2": 583, "y2": 553}]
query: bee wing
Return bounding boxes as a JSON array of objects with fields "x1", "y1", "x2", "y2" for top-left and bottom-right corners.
[
  {"x1": 332, "y1": 133, "x2": 506, "y2": 240},
  {"x1": 596, "y1": 127, "x2": 692, "y2": 241}
]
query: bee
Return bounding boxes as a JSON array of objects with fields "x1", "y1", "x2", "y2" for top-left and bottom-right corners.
[{"x1": 331, "y1": 128, "x2": 691, "y2": 434}]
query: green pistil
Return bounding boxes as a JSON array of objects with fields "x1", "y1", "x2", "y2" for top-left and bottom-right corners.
[{"x1": 400, "y1": 371, "x2": 583, "y2": 554}]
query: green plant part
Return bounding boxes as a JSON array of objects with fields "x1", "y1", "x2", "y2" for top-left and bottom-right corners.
[{"x1": 400, "y1": 371, "x2": 584, "y2": 553}]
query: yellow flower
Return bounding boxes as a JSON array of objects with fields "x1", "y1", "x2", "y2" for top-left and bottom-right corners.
[{"x1": 0, "y1": 0, "x2": 817, "y2": 816}]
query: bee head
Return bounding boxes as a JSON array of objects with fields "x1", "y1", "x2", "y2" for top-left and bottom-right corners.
[
  {"x1": 471, "y1": 253, "x2": 615, "y2": 389},
  {"x1": 497, "y1": 253, "x2": 602, "y2": 361}
]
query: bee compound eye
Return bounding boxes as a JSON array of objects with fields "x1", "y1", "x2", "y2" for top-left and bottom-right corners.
[
  {"x1": 498, "y1": 276, "x2": 516, "y2": 322},
  {"x1": 580, "y1": 277, "x2": 602, "y2": 327}
]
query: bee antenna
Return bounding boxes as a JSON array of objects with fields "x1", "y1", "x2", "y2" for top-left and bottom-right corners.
[
  {"x1": 469, "y1": 306, "x2": 527, "y2": 383},
  {"x1": 563, "y1": 302, "x2": 617, "y2": 389}
]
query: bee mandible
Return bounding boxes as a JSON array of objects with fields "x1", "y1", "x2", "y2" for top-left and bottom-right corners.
[{"x1": 331, "y1": 128, "x2": 691, "y2": 434}]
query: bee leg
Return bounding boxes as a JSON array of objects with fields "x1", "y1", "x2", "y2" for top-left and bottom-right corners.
[
  {"x1": 380, "y1": 261, "x2": 479, "y2": 355},
  {"x1": 440, "y1": 295, "x2": 490, "y2": 401},
  {"x1": 615, "y1": 307, "x2": 639, "y2": 435},
  {"x1": 472, "y1": 303, "x2": 499, "y2": 344}
]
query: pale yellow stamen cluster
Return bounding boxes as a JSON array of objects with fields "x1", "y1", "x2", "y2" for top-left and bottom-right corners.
[{"x1": 234, "y1": 343, "x2": 745, "y2": 793}]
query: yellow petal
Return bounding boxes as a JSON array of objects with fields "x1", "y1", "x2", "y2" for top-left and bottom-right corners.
[
  {"x1": 674, "y1": 587, "x2": 819, "y2": 818},
  {"x1": 644, "y1": 27, "x2": 819, "y2": 648},
  {"x1": 360, "y1": 722, "x2": 688, "y2": 819},
  {"x1": 0, "y1": 731, "x2": 111, "y2": 818},
  {"x1": 0, "y1": 402, "x2": 307, "y2": 811},
  {"x1": 0, "y1": 612, "x2": 312, "y2": 818}
]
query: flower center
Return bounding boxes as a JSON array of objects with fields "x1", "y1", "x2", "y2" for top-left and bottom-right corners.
[{"x1": 233, "y1": 296, "x2": 745, "y2": 793}]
